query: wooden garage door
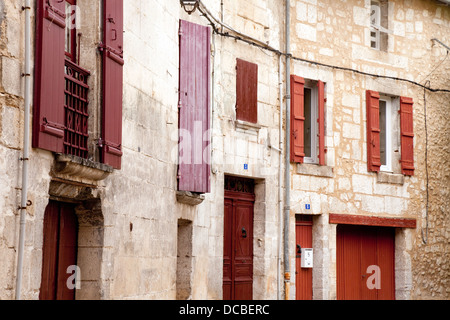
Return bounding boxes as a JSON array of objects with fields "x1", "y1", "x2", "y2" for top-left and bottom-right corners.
[
  {"x1": 337, "y1": 225, "x2": 395, "y2": 300},
  {"x1": 40, "y1": 201, "x2": 78, "y2": 300}
]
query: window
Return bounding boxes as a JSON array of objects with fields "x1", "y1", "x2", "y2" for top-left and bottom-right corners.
[
  {"x1": 370, "y1": 0, "x2": 389, "y2": 51},
  {"x1": 236, "y1": 58, "x2": 258, "y2": 124},
  {"x1": 290, "y1": 75, "x2": 326, "y2": 165},
  {"x1": 65, "y1": 0, "x2": 77, "y2": 62},
  {"x1": 304, "y1": 84, "x2": 318, "y2": 163},
  {"x1": 379, "y1": 96, "x2": 392, "y2": 172},
  {"x1": 33, "y1": 0, "x2": 124, "y2": 169},
  {"x1": 366, "y1": 91, "x2": 415, "y2": 176}
]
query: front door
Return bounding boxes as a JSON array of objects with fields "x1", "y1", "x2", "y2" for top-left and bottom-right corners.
[
  {"x1": 223, "y1": 177, "x2": 255, "y2": 300},
  {"x1": 40, "y1": 201, "x2": 78, "y2": 300},
  {"x1": 296, "y1": 215, "x2": 313, "y2": 300}
]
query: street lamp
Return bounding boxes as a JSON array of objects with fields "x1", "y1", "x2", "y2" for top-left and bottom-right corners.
[{"x1": 180, "y1": 0, "x2": 200, "y2": 15}]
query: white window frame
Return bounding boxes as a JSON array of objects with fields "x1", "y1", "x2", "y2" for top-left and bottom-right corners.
[
  {"x1": 379, "y1": 95, "x2": 392, "y2": 172},
  {"x1": 304, "y1": 85, "x2": 318, "y2": 164},
  {"x1": 370, "y1": 1, "x2": 381, "y2": 50}
]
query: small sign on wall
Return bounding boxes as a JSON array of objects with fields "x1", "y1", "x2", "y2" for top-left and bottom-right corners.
[
  {"x1": 305, "y1": 204, "x2": 311, "y2": 210},
  {"x1": 301, "y1": 248, "x2": 313, "y2": 268}
]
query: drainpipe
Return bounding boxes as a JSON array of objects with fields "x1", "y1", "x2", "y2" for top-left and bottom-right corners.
[
  {"x1": 16, "y1": 0, "x2": 32, "y2": 300},
  {"x1": 277, "y1": 54, "x2": 283, "y2": 300},
  {"x1": 284, "y1": 0, "x2": 291, "y2": 300}
]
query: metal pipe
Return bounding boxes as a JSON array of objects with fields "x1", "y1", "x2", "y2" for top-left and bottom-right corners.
[
  {"x1": 284, "y1": 0, "x2": 291, "y2": 301},
  {"x1": 16, "y1": 0, "x2": 32, "y2": 300},
  {"x1": 277, "y1": 54, "x2": 283, "y2": 300}
]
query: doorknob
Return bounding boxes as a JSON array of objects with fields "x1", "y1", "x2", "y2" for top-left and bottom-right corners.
[{"x1": 241, "y1": 227, "x2": 247, "y2": 239}]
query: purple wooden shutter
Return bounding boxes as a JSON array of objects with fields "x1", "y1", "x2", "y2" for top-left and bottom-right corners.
[
  {"x1": 178, "y1": 20, "x2": 211, "y2": 193},
  {"x1": 236, "y1": 59, "x2": 258, "y2": 123},
  {"x1": 101, "y1": 0, "x2": 124, "y2": 169},
  {"x1": 33, "y1": 0, "x2": 66, "y2": 153}
]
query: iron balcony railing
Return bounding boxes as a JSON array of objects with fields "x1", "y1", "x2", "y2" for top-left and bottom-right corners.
[{"x1": 64, "y1": 59, "x2": 90, "y2": 159}]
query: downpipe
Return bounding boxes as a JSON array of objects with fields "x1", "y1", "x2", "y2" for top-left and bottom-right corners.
[
  {"x1": 284, "y1": 0, "x2": 291, "y2": 300},
  {"x1": 16, "y1": 0, "x2": 32, "y2": 300}
]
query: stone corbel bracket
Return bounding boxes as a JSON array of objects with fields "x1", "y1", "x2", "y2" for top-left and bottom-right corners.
[
  {"x1": 176, "y1": 191, "x2": 205, "y2": 206},
  {"x1": 52, "y1": 154, "x2": 113, "y2": 184}
]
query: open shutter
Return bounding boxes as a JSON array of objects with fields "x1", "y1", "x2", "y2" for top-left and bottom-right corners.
[
  {"x1": 400, "y1": 97, "x2": 415, "y2": 176},
  {"x1": 318, "y1": 80, "x2": 326, "y2": 166},
  {"x1": 33, "y1": 0, "x2": 66, "y2": 153},
  {"x1": 290, "y1": 75, "x2": 305, "y2": 163},
  {"x1": 101, "y1": 0, "x2": 124, "y2": 169},
  {"x1": 178, "y1": 20, "x2": 211, "y2": 193},
  {"x1": 236, "y1": 59, "x2": 258, "y2": 124},
  {"x1": 366, "y1": 90, "x2": 381, "y2": 172}
]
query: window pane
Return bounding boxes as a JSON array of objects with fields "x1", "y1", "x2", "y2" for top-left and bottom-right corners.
[
  {"x1": 379, "y1": 100, "x2": 387, "y2": 166},
  {"x1": 304, "y1": 88, "x2": 312, "y2": 158},
  {"x1": 65, "y1": 2, "x2": 72, "y2": 55}
]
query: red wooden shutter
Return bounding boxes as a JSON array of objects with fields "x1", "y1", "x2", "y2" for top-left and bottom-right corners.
[
  {"x1": 178, "y1": 20, "x2": 211, "y2": 193},
  {"x1": 400, "y1": 97, "x2": 415, "y2": 176},
  {"x1": 366, "y1": 90, "x2": 381, "y2": 172},
  {"x1": 236, "y1": 59, "x2": 258, "y2": 124},
  {"x1": 33, "y1": 0, "x2": 66, "y2": 153},
  {"x1": 318, "y1": 80, "x2": 326, "y2": 166},
  {"x1": 101, "y1": 0, "x2": 124, "y2": 169},
  {"x1": 290, "y1": 75, "x2": 306, "y2": 163}
]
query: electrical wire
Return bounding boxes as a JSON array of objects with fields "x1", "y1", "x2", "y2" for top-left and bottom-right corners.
[
  {"x1": 422, "y1": 81, "x2": 430, "y2": 245},
  {"x1": 195, "y1": 2, "x2": 450, "y2": 94}
]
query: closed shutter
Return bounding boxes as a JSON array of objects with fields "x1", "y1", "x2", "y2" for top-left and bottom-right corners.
[
  {"x1": 366, "y1": 90, "x2": 381, "y2": 172},
  {"x1": 318, "y1": 80, "x2": 326, "y2": 166},
  {"x1": 236, "y1": 59, "x2": 258, "y2": 124},
  {"x1": 33, "y1": 0, "x2": 67, "y2": 153},
  {"x1": 290, "y1": 75, "x2": 305, "y2": 163},
  {"x1": 178, "y1": 20, "x2": 211, "y2": 193},
  {"x1": 400, "y1": 97, "x2": 415, "y2": 176},
  {"x1": 101, "y1": 0, "x2": 124, "y2": 169}
]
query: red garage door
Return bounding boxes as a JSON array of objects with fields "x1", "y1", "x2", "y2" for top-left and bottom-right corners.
[{"x1": 337, "y1": 225, "x2": 395, "y2": 300}]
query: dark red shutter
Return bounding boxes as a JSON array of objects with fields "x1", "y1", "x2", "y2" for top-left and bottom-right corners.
[
  {"x1": 366, "y1": 90, "x2": 381, "y2": 172},
  {"x1": 400, "y1": 97, "x2": 415, "y2": 176},
  {"x1": 236, "y1": 59, "x2": 258, "y2": 124},
  {"x1": 178, "y1": 20, "x2": 211, "y2": 193},
  {"x1": 101, "y1": 0, "x2": 124, "y2": 169},
  {"x1": 33, "y1": 0, "x2": 66, "y2": 153},
  {"x1": 290, "y1": 75, "x2": 305, "y2": 163},
  {"x1": 318, "y1": 80, "x2": 326, "y2": 166}
]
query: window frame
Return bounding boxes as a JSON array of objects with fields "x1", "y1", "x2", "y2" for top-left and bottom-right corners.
[
  {"x1": 370, "y1": 0, "x2": 381, "y2": 50},
  {"x1": 379, "y1": 95, "x2": 393, "y2": 173},
  {"x1": 65, "y1": 0, "x2": 77, "y2": 62},
  {"x1": 303, "y1": 84, "x2": 319, "y2": 164}
]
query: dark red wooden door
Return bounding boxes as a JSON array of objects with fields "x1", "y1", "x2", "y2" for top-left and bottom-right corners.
[
  {"x1": 223, "y1": 178, "x2": 255, "y2": 300},
  {"x1": 296, "y1": 216, "x2": 313, "y2": 300},
  {"x1": 40, "y1": 201, "x2": 78, "y2": 300},
  {"x1": 337, "y1": 225, "x2": 395, "y2": 300}
]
